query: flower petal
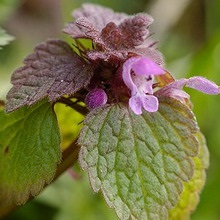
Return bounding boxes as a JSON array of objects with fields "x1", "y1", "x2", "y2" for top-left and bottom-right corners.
[
  {"x1": 156, "y1": 84, "x2": 190, "y2": 101},
  {"x1": 142, "y1": 94, "x2": 159, "y2": 112},
  {"x1": 122, "y1": 56, "x2": 165, "y2": 95},
  {"x1": 186, "y1": 76, "x2": 220, "y2": 95},
  {"x1": 122, "y1": 57, "x2": 138, "y2": 94},
  {"x1": 129, "y1": 94, "x2": 143, "y2": 115},
  {"x1": 131, "y1": 57, "x2": 165, "y2": 76},
  {"x1": 129, "y1": 93, "x2": 159, "y2": 114}
]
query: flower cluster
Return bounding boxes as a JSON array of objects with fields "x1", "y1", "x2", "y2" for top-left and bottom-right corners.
[
  {"x1": 64, "y1": 3, "x2": 220, "y2": 114},
  {"x1": 122, "y1": 58, "x2": 220, "y2": 114},
  {"x1": 6, "y1": 3, "x2": 220, "y2": 114}
]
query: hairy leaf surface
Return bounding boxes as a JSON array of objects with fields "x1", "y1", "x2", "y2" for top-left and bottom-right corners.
[
  {"x1": 79, "y1": 97, "x2": 199, "y2": 220},
  {"x1": 63, "y1": 3, "x2": 128, "y2": 41},
  {"x1": 64, "y1": 4, "x2": 163, "y2": 64},
  {"x1": 6, "y1": 39, "x2": 93, "y2": 112},
  {"x1": 0, "y1": 100, "x2": 61, "y2": 205},
  {"x1": 169, "y1": 132, "x2": 209, "y2": 219}
]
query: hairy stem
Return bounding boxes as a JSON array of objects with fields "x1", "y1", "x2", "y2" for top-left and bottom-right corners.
[{"x1": 55, "y1": 139, "x2": 80, "y2": 180}]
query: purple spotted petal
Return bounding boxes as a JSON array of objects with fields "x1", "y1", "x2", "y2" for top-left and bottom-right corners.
[
  {"x1": 85, "y1": 88, "x2": 108, "y2": 109},
  {"x1": 122, "y1": 56, "x2": 165, "y2": 115}
]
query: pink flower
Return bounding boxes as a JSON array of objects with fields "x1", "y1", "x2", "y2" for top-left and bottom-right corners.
[
  {"x1": 122, "y1": 56, "x2": 220, "y2": 115},
  {"x1": 156, "y1": 76, "x2": 220, "y2": 102},
  {"x1": 122, "y1": 57, "x2": 165, "y2": 114}
]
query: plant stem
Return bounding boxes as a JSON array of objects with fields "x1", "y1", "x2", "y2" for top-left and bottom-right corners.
[
  {"x1": 55, "y1": 139, "x2": 80, "y2": 180},
  {"x1": 58, "y1": 97, "x2": 89, "y2": 115}
]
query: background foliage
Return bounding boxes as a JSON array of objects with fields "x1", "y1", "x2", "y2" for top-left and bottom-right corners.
[{"x1": 1, "y1": 0, "x2": 220, "y2": 219}]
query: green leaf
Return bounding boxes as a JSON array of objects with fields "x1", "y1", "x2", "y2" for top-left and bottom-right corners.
[
  {"x1": 0, "y1": 100, "x2": 61, "y2": 205},
  {"x1": 78, "y1": 97, "x2": 199, "y2": 220},
  {"x1": 168, "y1": 132, "x2": 209, "y2": 220},
  {"x1": 0, "y1": 27, "x2": 14, "y2": 49}
]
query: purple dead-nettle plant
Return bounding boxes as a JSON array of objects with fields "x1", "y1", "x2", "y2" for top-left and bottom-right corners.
[
  {"x1": 63, "y1": 3, "x2": 219, "y2": 114},
  {"x1": 2, "y1": 3, "x2": 220, "y2": 220},
  {"x1": 6, "y1": 3, "x2": 219, "y2": 114}
]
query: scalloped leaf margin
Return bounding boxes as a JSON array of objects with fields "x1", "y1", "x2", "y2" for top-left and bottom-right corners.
[
  {"x1": 169, "y1": 132, "x2": 209, "y2": 219},
  {"x1": 6, "y1": 39, "x2": 93, "y2": 112},
  {"x1": 78, "y1": 97, "x2": 200, "y2": 220},
  {"x1": 0, "y1": 100, "x2": 61, "y2": 205}
]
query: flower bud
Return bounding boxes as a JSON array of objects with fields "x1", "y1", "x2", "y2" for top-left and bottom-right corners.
[{"x1": 85, "y1": 88, "x2": 108, "y2": 110}]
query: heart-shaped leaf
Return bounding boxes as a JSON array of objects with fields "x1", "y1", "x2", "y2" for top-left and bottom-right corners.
[
  {"x1": 0, "y1": 100, "x2": 61, "y2": 205},
  {"x1": 79, "y1": 97, "x2": 199, "y2": 220},
  {"x1": 6, "y1": 39, "x2": 93, "y2": 112}
]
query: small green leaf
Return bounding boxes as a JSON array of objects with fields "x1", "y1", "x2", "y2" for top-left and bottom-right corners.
[
  {"x1": 168, "y1": 132, "x2": 209, "y2": 220},
  {"x1": 79, "y1": 97, "x2": 199, "y2": 220},
  {"x1": 0, "y1": 27, "x2": 14, "y2": 49},
  {"x1": 0, "y1": 100, "x2": 61, "y2": 205}
]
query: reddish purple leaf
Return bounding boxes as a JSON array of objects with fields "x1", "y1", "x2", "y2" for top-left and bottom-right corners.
[
  {"x1": 6, "y1": 39, "x2": 93, "y2": 112},
  {"x1": 63, "y1": 4, "x2": 163, "y2": 64},
  {"x1": 118, "y1": 13, "x2": 153, "y2": 48}
]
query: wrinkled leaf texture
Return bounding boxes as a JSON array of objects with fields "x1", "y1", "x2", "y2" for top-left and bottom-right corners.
[
  {"x1": 0, "y1": 100, "x2": 61, "y2": 205},
  {"x1": 169, "y1": 132, "x2": 209, "y2": 219},
  {"x1": 63, "y1": 4, "x2": 163, "y2": 64},
  {"x1": 6, "y1": 39, "x2": 93, "y2": 112},
  {"x1": 79, "y1": 97, "x2": 200, "y2": 220}
]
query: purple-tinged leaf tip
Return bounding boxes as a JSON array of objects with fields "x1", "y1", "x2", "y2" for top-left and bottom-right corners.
[
  {"x1": 6, "y1": 39, "x2": 93, "y2": 113},
  {"x1": 63, "y1": 4, "x2": 164, "y2": 64}
]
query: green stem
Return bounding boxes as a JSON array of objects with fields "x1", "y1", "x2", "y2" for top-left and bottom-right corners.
[{"x1": 58, "y1": 97, "x2": 89, "y2": 115}]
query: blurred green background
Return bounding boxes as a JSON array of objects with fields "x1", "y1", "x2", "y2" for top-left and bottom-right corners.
[{"x1": 1, "y1": 0, "x2": 220, "y2": 219}]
